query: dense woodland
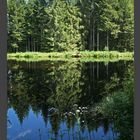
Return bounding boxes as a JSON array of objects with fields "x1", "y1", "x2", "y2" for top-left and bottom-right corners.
[{"x1": 7, "y1": 0, "x2": 134, "y2": 53}]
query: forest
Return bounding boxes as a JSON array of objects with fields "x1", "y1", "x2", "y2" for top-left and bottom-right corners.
[
  {"x1": 7, "y1": 0, "x2": 134, "y2": 140},
  {"x1": 7, "y1": 0, "x2": 134, "y2": 54}
]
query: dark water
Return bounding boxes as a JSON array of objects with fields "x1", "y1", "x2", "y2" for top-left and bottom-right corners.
[{"x1": 7, "y1": 60, "x2": 132, "y2": 140}]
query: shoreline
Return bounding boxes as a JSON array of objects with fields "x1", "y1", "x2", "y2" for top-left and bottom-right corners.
[{"x1": 7, "y1": 51, "x2": 134, "y2": 62}]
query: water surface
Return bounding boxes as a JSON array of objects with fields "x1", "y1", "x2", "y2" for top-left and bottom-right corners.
[{"x1": 7, "y1": 60, "x2": 132, "y2": 140}]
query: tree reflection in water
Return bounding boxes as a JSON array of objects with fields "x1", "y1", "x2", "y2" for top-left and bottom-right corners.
[{"x1": 7, "y1": 60, "x2": 133, "y2": 140}]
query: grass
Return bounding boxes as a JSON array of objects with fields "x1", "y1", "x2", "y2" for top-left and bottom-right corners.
[{"x1": 7, "y1": 51, "x2": 134, "y2": 62}]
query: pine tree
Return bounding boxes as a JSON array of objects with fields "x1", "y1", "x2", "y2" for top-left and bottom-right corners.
[
  {"x1": 7, "y1": 0, "x2": 26, "y2": 52},
  {"x1": 43, "y1": 0, "x2": 84, "y2": 52}
]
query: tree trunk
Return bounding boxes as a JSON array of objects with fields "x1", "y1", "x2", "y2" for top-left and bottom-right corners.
[
  {"x1": 41, "y1": 29, "x2": 42, "y2": 51},
  {"x1": 107, "y1": 32, "x2": 109, "y2": 50},
  {"x1": 26, "y1": 37, "x2": 28, "y2": 52},
  {"x1": 89, "y1": 20, "x2": 92, "y2": 51},
  {"x1": 92, "y1": 20, "x2": 95, "y2": 51},
  {"x1": 106, "y1": 63, "x2": 108, "y2": 77},
  {"x1": 30, "y1": 37, "x2": 32, "y2": 52},
  {"x1": 25, "y1": 42, "x2": 28, "y2": 52},
  {"x1": 89, "y1": 62, "x2": 92, "y2": 95},
  {"x1": 29, "y1": 61, "x2": 30, "y2": 70},
  {"x1": 97, "y1": 31, "x2": 99, "y2": 51},
  {"x1": 16, "y1": 47, "x2": 18, "y2": 53},
  {"x1": 97, "y1": 62, "x2": 99, "y2": 79},
  {"x1": 92, "y1": 62, "x2": 94, "y2": 80},
  {"x1": 28, "y1": 37, "x2": 30, "y2": 52},
  {"x1": 33, "y1": 39, "x2": 35, "y2": 52},
  {"x1": 92, "y1": 1, "x2": 95, "y2": 51}
]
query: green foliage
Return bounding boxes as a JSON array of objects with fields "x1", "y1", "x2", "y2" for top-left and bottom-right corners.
[
  {"x1": 7, "y1": 51, "x2": 134, "y2": 62},
  {"x1": 117, "y1": 0, "x2": 134, "y2": 51},
  {"x1": 7, "y1": 0, "x2": 26, "y2": 52},
  {"x1": 98, "y1": 0, "x2": 120, "y2": 36},
  {"x1": 96, "y1": 64, "x2": 134, "y2": 140},
  {"x1": 7, "y1": 0, "x2": 134, "y2": 52},
  {"x1": 104, "y1": 73, "x2": 120, "y2": 94},
  {"x1": 43, "y1": 0, "x2": 84, "y2": 51},
  {"x1": 47, "y1": 61, "x2": 83, "y2": 111}
]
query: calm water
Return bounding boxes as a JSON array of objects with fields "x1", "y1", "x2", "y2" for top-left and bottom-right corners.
[{"x1": 7, "y1": 60, "x2": 132, "y2": 140}]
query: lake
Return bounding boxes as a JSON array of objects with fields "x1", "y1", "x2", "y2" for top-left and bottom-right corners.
[{"x1": 7, "y1": 60, "x2": 133, "y2": 140}]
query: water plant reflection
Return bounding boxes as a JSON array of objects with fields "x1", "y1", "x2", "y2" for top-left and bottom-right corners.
[{"x1": 7, "y1": 60, "x2": 133, "y2": 140}]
